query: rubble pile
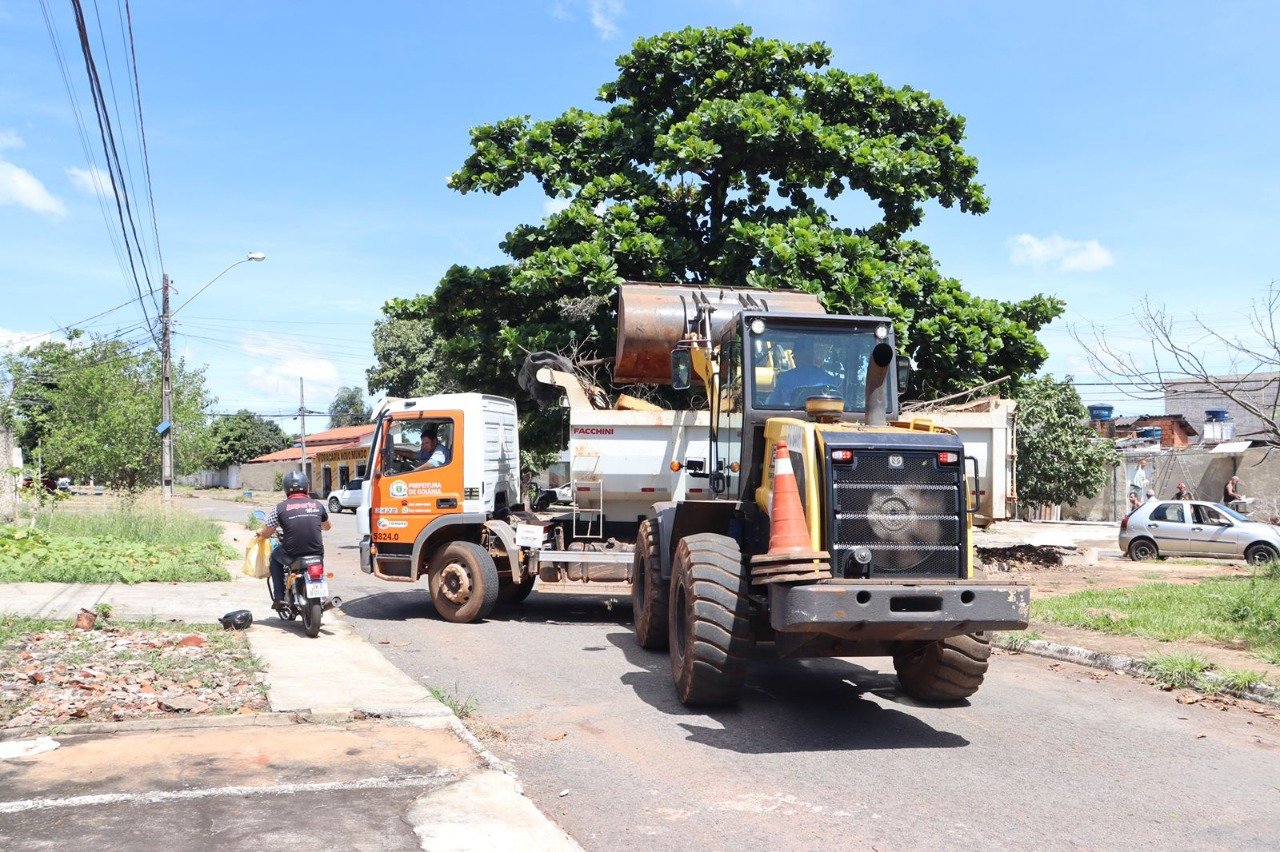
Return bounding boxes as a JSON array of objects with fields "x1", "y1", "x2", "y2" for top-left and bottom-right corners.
[
  {"x1": 2, "y1": 625, "x2": 267, "y2": 729},
  {"x1": 978, "y1": 544, "x2": 1077, "y2": 572}
]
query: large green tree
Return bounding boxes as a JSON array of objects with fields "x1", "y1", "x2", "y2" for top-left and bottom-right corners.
[
  {"x1": 328, "y1": 386, "x2": 372, "y2": 428},
  {"x1": 1014, "y1": 376, "x2": 1118, "y2": 507},
  {"x1": 207, "y1": 410, "x2": 289, "y2": 468},
  {"x1": 5, "y1": 335, "x2": 212, "y2": 490},
  {"x1": 370, "y1": 25, "x2": 1063, "y2": 453}
]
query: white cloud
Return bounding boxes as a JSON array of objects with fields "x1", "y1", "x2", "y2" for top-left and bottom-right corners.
[
  {"x1": 553, "y1": 1, "x2": 623, "y2": 39},
  {"x1": 544, "y1": 197, "x2": 572, "y2": 216},
  {"x1": 0, "y1": 130, "x2": 22, "y2": 150},
  {"x1": 588, "y1": 0, "x2": 623, "y2": 39},
  {"x1": 1009, "y1": 233, "x2": 1114, "y2": 273},
  {"x1": 0, "y1": 160, "x2": 66, "y2": 216},
  {"x1": 0, "y1": 327, "x2": 52, "y2": 353},
  {"x1": 66, "y1": 165, "x2": 114, "y2": 198},
  {"x1": 240, "y1": 332, "x2": 342, "y2": 401}
]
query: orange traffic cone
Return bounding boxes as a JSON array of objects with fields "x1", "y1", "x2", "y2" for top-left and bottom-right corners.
[{"x1": 768, "y1": 439, "x2": 811, "y2": 554}]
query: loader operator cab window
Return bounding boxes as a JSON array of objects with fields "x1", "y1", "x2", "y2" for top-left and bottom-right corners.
[
  {"x1": 382, "y1": 418, "x2": 455, "y2": 475},
  {"x1": 748, "y1": 322, "x2": 880, "y2": 412}
]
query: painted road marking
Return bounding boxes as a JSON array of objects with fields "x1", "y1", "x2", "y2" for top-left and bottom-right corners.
[{"x1": 0, "y1": 771, "x2": 455, "y2": 814}]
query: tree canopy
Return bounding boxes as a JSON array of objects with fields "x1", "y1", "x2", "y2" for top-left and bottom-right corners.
[
  {"x1": 1014, "y1": 376, "x2": 1118, "y2": 507},
  {"x1": 369, "y1": 25, "x2": 1063, "y2": 454},
  {"x1": 328, "y1": 386, "x2": 372, "y2": 428},
  {"x1": 4, "y1": 335, "x2": 212, "y2": 490},
  {"x1": 207, "y1": 410, "x2": 289, "y2": 468}
]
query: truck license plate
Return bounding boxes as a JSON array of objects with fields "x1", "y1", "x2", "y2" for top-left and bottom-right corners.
[{"x1": 306, "y1": 580, "x2": 328, "y2": 599}]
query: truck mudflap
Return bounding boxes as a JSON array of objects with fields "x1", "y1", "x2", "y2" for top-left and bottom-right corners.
[{"x1": 767, "y1": 579, "x2": 1029, "y2": 641}]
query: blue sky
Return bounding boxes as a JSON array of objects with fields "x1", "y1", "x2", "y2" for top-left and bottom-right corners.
[{"x1": 2, "y1": 1, "x2": 1279, "y2": 424}]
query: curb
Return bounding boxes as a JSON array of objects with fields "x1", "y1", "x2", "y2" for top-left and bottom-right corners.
[
  {"x1": 992, "y1": 634, "x2": 1280, "y2": 709},
  {"x1": 0, "y1": 709, "x2": 375, "y2": 742}
]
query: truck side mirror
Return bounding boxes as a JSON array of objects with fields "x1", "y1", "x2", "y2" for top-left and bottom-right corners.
[
  {"x1": 671, "y1": 350, "x2": 692, "y2": 390},
  {"x1": 895, "y1": 353, "x2": 912, "y2": 392}
]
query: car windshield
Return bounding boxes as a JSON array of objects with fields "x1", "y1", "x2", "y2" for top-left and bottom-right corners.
[
  {"x1": 748, "y1": 321, "x2": 885, "y2": 411},
  {"x1": 1214, "y1": 502, "x2": 1251, "y2": 522}
]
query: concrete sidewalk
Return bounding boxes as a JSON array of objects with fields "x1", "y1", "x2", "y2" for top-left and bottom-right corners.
[{"x1": 0, "y1": 581, "x2": 580, "y2": 851}]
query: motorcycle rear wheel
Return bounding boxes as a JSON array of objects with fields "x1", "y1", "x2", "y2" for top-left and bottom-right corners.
[{"x1": 302, "y1": 598, "x2": 322, "y2": 637}]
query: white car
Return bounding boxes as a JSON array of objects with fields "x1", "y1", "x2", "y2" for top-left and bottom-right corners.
[{"x1": 327, "y1": 478, "x2": 364, "y2": 514}]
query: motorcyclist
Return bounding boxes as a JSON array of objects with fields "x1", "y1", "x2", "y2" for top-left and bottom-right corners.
[{"x1": 256, "y1": 470, "x2": 331, "y2": 610}]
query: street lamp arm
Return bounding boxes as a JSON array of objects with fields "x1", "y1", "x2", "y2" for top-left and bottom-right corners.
[{"x1": 171, "y1": 252, "x2": 267, "y2": 316}]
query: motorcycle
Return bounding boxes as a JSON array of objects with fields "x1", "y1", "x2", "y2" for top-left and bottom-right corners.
[{"x1": 252, "y1": 510, "x2": 341, "y2": 637}]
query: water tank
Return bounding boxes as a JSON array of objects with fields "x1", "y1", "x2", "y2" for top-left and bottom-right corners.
[
  {"x1": 1136, "y1": 427, "x2": 1163, "y2": 440},
  {"x1": 1205, "y1": 408, "x2": 1230, "y2": 422},
  {"x1": 1087, "y1": 404, "x2": 1114, "y2": 421}
]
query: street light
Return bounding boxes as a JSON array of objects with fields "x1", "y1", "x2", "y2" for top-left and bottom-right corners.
[
  {"x1": 161, "y1": 252, "x2": 267, "y2": 502},
  {"x1": 171, "y1": 252, "x2": 267, "y2": 316}
]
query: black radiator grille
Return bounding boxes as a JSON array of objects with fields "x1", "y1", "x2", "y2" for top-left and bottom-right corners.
[{"x1": 828, "y1": 451, "x2": 963, "y2": 579}]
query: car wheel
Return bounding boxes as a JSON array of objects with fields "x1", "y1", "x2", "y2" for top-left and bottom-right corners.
[
  {"x1": 1127, "y1": 538, "x2": 1158, "y2": 561},
  {"x1": 1245, "y1": 543, "x2": 1279, "y2": 566},
  {"x1": 328, "y1": 497, "x2": 342, "y2": 514}
]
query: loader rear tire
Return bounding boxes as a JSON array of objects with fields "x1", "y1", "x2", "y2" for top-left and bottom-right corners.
[
  {"x1": 668, "y1": 533, "x2": 752, "y2": 706},
  {"x1": 631, "y1": 520, "x2": 667, "y2": 650},
  {"x1": 894, "y1": 632, "x2": 992, "y2": 702}
]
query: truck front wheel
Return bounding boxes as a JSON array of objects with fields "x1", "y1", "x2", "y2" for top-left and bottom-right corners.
[
  {"x1": 894, "y1": 632, "x2": 992, "y2": 702},
  {"x1": 631, "y1": 520, "x2": 667, "y2": 650},
  {"x1": 428, "y1": 542, "x2": 500, "y2": 624},
  {"x1": 668, "y1": 533, "x2": 752, "y2": 706}
]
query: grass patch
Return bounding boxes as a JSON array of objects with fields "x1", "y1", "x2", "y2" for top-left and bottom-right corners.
[
  {"x1": 428, "y1": 683, "x2": 478, "y2": 719},
  {"x1": 999, "y1": 630, "x2": 1044, "y2": 652},
  {"x1": 1215, "y1": 668, "x2": 1268, "y2": 693},
  {"x1": 35, "y1": 507, "x2": 222, "y2": 547},
  {"x1": 1146, "y1": 652, "x2": 1213, "y2": 689},
  {"x1": 1032, "y1": 572, "x2": 1280, "y2": 659},
  {"x1": 0, "y1": 517, "x2": 234, "y2": 584}
]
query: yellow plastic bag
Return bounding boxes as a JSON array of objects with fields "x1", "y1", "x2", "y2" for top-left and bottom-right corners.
[{"x1": 242, "y1": 538, "x2": 271, "y2": 579}]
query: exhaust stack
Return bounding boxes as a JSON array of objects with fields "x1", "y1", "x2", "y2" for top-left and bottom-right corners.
[{"x1": 864, "y1": 342, "x2": 895, "y2": 427}]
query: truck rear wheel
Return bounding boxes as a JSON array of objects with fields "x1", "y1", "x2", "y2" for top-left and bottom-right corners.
[
  {"x1": 668, "y1": 533, "x2": 752, "y2": 706},
  {"x1": 428, "y1": 542, "x2": 500, "y2": 624},
  {"x1": 498, "y1": 575, "x2": 536, "y2": 605},
  {"x1": 631, "y1": 520, "x2": 667, "y2": 650},
  {"x1": 894, "y1": 632, "x2": 992, "y2": 702}
]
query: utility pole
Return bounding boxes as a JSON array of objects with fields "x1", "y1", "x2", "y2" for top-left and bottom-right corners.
[
  {"x1": 160, "y1": 273, "x2": 174, "y2": 503},
  {"x1": 298, "y1": 377, "x2": 308, "y2": 495}
]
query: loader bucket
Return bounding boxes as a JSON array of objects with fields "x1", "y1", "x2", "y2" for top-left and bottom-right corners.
[{"x1": 614, "y1": 281, "x2": 825, "y2": 384}]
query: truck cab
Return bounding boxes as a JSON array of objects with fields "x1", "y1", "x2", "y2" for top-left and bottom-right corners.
[{"x1": 357, "y1": 394, "x2": 523, "y2": 621}]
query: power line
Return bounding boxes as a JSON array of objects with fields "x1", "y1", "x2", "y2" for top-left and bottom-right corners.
[
  {"x1": 68, "y1": 0, "x2": 159, "y2": 342},
  {"x1": 122, "y1": 0, "x2": 164, "y2": 280}
]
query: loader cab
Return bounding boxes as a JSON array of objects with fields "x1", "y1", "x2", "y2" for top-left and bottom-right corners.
[{"x1": 711, "y1": 313, "x2": 901, "y2": 501}]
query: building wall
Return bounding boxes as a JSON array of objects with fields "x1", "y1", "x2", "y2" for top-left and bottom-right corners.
[
  {"x1": 1063, "y1": 445, "x2": 1280, "y2": 523},
  {"x1": 240, "y1": 461, "x2": 312, "y2": 496},
  {"x1": 312, "y1": 447, "x2": 369, "y2": 496},
  {"x1": 1164, "y1": 373, "x2": 1280, "y2": 440}
]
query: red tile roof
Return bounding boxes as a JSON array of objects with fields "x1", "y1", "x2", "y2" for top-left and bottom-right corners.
[{"x1": 244, "y1": 424, "x2": 376, "y2": 464}]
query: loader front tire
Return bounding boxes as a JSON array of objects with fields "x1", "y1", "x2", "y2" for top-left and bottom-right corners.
[
  {"x1": 631, "y1": 520, "x2": 667, "y2": 650},
  {"x1": 894, "y1": 632, "x2": 992, "y2": 702},
  {"x1": 668, "y1": 533, "x2": 752, "y2": 706}
]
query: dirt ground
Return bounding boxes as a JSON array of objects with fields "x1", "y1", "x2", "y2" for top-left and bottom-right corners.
[{"x1": 983, "y1": 546, "x2": 1255, "y2": 599}]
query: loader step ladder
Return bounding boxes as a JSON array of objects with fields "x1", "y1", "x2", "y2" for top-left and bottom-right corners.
[{"x1": 572, "y1": 478, "x2": 604, "y2": 539}]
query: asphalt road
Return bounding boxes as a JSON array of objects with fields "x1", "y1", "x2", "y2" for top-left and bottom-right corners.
[{"x1": 198, "y1": 495, "x2": 1280, "y2": 850}]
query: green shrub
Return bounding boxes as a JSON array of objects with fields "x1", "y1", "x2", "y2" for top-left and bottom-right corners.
[{"x1": 0, "y1": 524, "x2": 232, "y2": 584}]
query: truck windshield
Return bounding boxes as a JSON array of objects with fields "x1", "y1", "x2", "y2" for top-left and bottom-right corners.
[{"x1": 747, "y1": 322, "x2": 884, "y2": 411}]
